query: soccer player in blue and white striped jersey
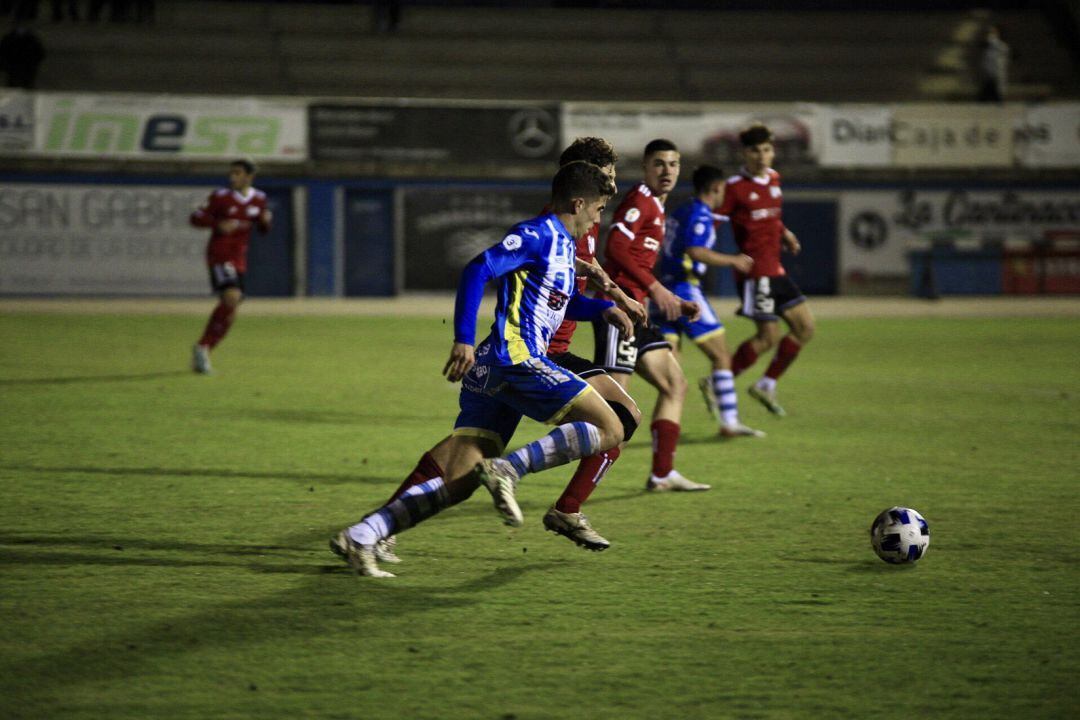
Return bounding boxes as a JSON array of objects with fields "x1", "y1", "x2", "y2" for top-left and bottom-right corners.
[
  {"x1": 332, "y1": 162, "x2": 636, "y2": 576},
  {"x1": 657, "y1": 165, "x2": 763, "y2": 439}
]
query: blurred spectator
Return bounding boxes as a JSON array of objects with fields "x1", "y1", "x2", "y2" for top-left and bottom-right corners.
[
  {"x1": 51, "y1": 0, "x2": 78, "y2": 22},
  {"x1": 976, "y1": 24, "x2": 1009, "y2": 103},
  {"x1": 0, "y1": 20, "x2": 44, "y2": 88},
  {"x1": 372, "y1": 0, "x2": 399, "y2": 34}
]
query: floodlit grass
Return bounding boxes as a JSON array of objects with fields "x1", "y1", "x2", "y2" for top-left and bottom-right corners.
[{"x1": 1, "y1": 310, "x2": 1078, "y2": 719}]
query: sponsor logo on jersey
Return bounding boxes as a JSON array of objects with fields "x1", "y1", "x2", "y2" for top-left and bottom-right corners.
[
  {"x1": 502, "y1": 234, "x2": 522, "y2": 250},
  {"x1": 770, "y1": 186, "x2": 782, "y2": 198},
  {"x1": 547, "y1": 290, "x2": 569, "y2": 311},
  {"x1": 751, "y1": 207, "x2": 782, "y2": 221},
  {"x1": 694, "y1": 222, "x2": 706, "y2": 235},
  {"x1": 749, "y1": 192, "x2": 759, "y2": 201}
]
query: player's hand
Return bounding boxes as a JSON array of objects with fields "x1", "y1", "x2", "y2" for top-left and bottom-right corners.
[
  {"x1": 680, "y1": 300, "x2": 701, "y2": 322},
  {"x1": 577, "y1": 258, "x2": 615, "y2": 292},
  {"x1": 443, "y1": 342, "x2": 475, "y2": 383},
  {"x1": 610, "y1": 287, "x2": 647, "y2": 325},
  {"x1": 260, "y1": 209, "x2": 273, "y2": 224},
  {"x1": 601, "y1": 306, "x2": 634, "y2": 340},
  {"x1": 218, "y1": 219, "x2": 243, "y2": 233},
  {"x1": 649, "y1": 282, "x2": 682, "y2": 322},
  {"x1": 731, "y1": 253, "x2": 754, "y2": 274},
  {"x1": 783, "y1": 229, "x2": 801, "y2": 256}
]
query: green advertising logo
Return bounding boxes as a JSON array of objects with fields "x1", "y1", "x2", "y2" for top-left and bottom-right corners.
[{"x1": 45, "y1": 99, "x2": 282, "y2": 156}]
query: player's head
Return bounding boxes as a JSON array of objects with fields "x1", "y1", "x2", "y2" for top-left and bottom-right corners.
[
  {"x1": 228, "y1": 158, "x2": 257, "y2": 191},
  {"x1": 642, "y1": 139, "x2": 680, "y2": 197},
  {"x1": 739, "y1": 124, "x2": 774, "y2": 175},
  {"x1": 692, "y1": 164, "x2": 727, "y2": 209},
  {"x1": 551, "y1": 160, "x2": 616, "y2": 236},
  {"x1": 560, "y1": 137, "x2": 618, "y2": 184}
]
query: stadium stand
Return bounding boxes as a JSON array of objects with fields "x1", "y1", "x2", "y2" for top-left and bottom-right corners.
[{"x1": 26, "y1": 1, "x2": 1080, "y2": 102}]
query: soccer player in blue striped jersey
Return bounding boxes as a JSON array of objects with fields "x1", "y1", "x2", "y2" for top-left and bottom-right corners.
[
  {"x1": 331, "y1": 162, "x2": 634, "y2": 576},
  {"x1": 657, "y1": 165, "x2": 764, "y2": 439}
]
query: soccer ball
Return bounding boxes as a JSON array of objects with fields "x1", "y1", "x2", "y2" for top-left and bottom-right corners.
[{"x1": 870, "y1": 507, "x2": 930, "y2": 564}]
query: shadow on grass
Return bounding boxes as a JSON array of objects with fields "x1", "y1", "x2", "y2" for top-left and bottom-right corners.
[
  {"x1": 0, "y1": 532, "x2": 565, "y2": 711},
  {"x1": 0, "y1": 464, "x2": 395, "y2": 486},
  {"x1": 0, "y1": 371, "x2": 190, "y2": 386},
  {"x1": 247, "y1": 408, "x2": 434, "y2": 425}
]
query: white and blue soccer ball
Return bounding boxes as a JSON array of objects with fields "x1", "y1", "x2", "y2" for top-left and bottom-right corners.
[{"x1": 870, "y1": 507, "x2": 930, "y2": 564}]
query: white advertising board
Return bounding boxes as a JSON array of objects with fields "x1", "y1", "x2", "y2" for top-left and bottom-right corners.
[
  {"x1": 1015, "y1": 103, "x2": 1080, "y2": 168},
  {"x1": 0, "y1": 93, "x2": 307, "y2": 161},
  {"x1": 839, "y1": 188, "x2": 1080, "y2": 279},
  {"x1": 0, "y1": 183, "x2": 215, "y2": 295}
]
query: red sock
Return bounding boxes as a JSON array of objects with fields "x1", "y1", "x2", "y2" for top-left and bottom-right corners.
[
  {"x1": 555, "y1": 446, "x2": 620, "y2": 514},
  {"x1": 765, "y1": 336, "x2": 802, "y2": 380},
  {"x1": 730, "y1": 339, "x2": 759, "y2": 377},
  {"x1": 198, "y1": 302, "x2": 236, "y2": 349},
  {"x1": 650, "y1": 420, "x2": 680, "y2": 478},
  {"x1": 387, "y1": 451, "x2": 444, "y2": 502}
]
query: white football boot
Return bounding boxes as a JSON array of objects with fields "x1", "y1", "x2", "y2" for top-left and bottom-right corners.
[{"x1": 646, "y1": 470, "x2": 711, "y2": 492}]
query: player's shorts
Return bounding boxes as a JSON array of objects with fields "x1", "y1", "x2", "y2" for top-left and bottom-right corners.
[
  {"x1": 208, "y1": 262, "x2": 245, "y2": 293},
  {"x1": 652, "y1": 281, "x2": 725, "y2": 345},
  {"x1": 593, "y1": 317, "x2": 671, "y2": 375},
  {"x1": 452, "y1": 355, "x2": 593, "y2": 453},
  {"x1": 548, "y1": 351, "x2": 607, "y2": 379},
  {"x1": 738, "y1": 275, "x2": 806, "y2": 322}
]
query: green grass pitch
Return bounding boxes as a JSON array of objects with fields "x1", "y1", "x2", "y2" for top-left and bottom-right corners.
[{"x1": 1, "y1": 308, "x2": 1078, "y2": 719}]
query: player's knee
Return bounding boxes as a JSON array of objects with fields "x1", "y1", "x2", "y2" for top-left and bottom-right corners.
[
  {"x1": 669, "y1": 370, "x2": 689, "y2": 400},
  {"x1": 222, "y1": 289, "x2": 243, "y2": 308},
  {"x1": 606, "y1": 399, "x2": 641, "y2": 443},
  {"x1": 795, "y1": 323, "x2": 815, "y2": 345}
]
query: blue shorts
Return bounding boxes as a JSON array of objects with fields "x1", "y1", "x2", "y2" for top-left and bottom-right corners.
[
  {"x1": 653, "y1": 282, "x2": 725, "y2": 344},
  {"x1": 453, "y1": 356, "x2": 592, "y2": 452}
]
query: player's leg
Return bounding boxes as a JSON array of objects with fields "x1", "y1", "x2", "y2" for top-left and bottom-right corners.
[
  {"x1": 193, "y1": 265, "x2": 244, "y2": 374},
  {"x1": 548, "y1": 369, "x2": 641, "y2": 550},
  {"x1": 473, "y1": 357, "x2": 624, "y2": 527},
  {"x1": 370, "y1": 432, "x2": 497, "y2": 565},
  {"x1": 731, "y1": 277, "x2": 781, "y2": 377},
  {"x1": 696, "y1": 332, "x2": 764, "y2": 439},
  {"x1": 331, "y1": 381, "x2": 519, "y2": 576},
  {"x1": 750, "y1": 279, "x2": 811, "y2": 416},
  {"x1": 633, "y1": 347, "x2": 708, "y2": 491},
  {"x1": 671, "y1": 283, "x2": 762, "y2": 438}
]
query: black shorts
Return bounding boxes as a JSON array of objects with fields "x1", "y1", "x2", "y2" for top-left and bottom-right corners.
[
  {"x1": 738, "y1": 275, "x2": 805, "y2": 321},
  {"x1": 548, "y1": 351, "x2": 607, "y2": 379},
  {"x1": 593, "y1": 318, "x2": 671, "y2": 375},
  {"x1": 208, "y1": 262, "x2": 245, "y2": 293}
]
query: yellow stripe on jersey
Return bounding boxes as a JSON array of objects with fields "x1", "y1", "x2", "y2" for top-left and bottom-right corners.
[
  {"x1": 505, "y1": 269, "x2": 531, "y2": 364},
  {"x1": 682, "y1": 254, "x2": 700, "y2": 286}
]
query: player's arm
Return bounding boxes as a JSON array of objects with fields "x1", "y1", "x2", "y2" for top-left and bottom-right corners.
[
  {"x1": 446, "y1": 233, "x2": 531, "y2": 381},
  {"x1": 190, "y1": 193, "x2": 219, "y2": 229},
  {"x1": 782, "y1": 226, "x2": 801, "y2": 255},
  {"x1": 577, "y1": 257, "x2": 647, "y2": 325},
  {"x1": 605, "y1": 227, "x2": 681, "y2": 320},
  {"x1": 257, "y1": 200, "x2": 273, "y2": 234},
  {"x1": 686, "y1": 246, "x2": 753, "y2": 274},
  {"x1": 566, "y1": 293, "x2": 633, "y2": 339}
]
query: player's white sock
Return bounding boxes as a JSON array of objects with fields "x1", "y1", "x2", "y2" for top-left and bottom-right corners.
[
  {"x1": 505, "y1": 422, "x2": 602, "y2": 480},
  {"x1": 348, "y1": 477, "x2": 449, "y2": 545},
  {"x1": 713, "y1": 369, "x2": 739, "y2": 426},
  {"x1": 755, "y1": 376, "x2": 777, "y2": 393}
]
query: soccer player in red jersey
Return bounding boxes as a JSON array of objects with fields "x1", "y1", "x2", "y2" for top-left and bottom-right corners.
[
  {"x1": 594, "y1": 139, "x2": 708, "y2": 492},
  {"x1": 543, "y1": 137, "x2": 647, "y2": 551},
  {"x1": 720, "y1": 124, "x2": 815, "y2": 417},
  {"x1": 189, "y1": 159, "x2": 272, "y2": 374}
]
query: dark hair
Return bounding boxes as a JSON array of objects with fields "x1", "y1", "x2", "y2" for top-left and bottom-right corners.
[
  {"x1": 643, "y1": 138, "x2": 678, "y2": 158},
  {"x1": 692, "y1": 165, "x2": 726, "y2": 195},
  {"x1": 738, "y1": 124, "x2": 773, "y2": 148},
  {"x1": 551, "y1": 161, "x2": 616, "y2": 205},
  {"x1": 230, "y1": 158, "x2": 256, "y2": 175},
  {"x1": 559, "y1": 137, "x2": 618, "y2": 168}
]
